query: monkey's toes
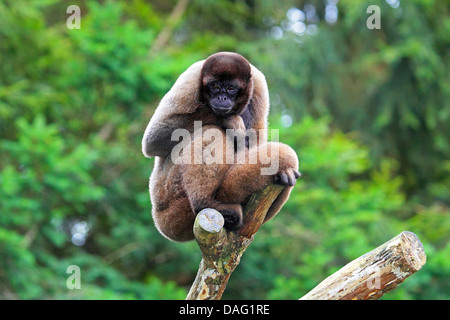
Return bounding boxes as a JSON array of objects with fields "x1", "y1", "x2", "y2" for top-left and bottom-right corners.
[
  {"x1": 274, "y1": 168, "x2": 301, "y2": 186},
  {"x1": 222, "y1": 210, "x2": 243, "y2": 231}
]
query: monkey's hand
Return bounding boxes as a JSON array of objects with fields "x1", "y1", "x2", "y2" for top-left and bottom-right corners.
[
  {"x1": 222, "y1": 115, "x2": 248, "y2": 151},
  {"x1": 221, "y1": 114, "x2": 246, "y2": 132}
]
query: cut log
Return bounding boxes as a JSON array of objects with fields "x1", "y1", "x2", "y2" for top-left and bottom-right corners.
[{"x1": 300, "y1": 231, "x2": 426, "y2": 300}]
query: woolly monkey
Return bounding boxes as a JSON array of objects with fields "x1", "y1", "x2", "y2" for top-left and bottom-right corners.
[{"x1": 142, "y1": 52, "x2": 299, "y2": 242}]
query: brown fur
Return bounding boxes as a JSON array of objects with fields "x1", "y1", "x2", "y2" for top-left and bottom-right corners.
[{"x1": 142, "y1": 52, "x2": 299, "y2": 242}]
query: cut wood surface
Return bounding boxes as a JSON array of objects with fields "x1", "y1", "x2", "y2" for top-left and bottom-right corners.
[{"x1": 300, "y1": 231, "x2": 426, "y2": 300}]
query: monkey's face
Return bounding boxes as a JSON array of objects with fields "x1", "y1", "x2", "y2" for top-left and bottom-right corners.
[
  {"x1": 206, "y1": 80, "x2": 240, "y2": 116},
  {"x1": 201, "y1": 52, "x2": 253, "y2": 117}
]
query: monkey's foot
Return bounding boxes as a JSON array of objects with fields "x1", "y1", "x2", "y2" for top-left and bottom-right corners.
[
  {"x1": 217, "y1": 204, "x2": 243, "y2": 231},
  {"x1": 274, "y1": 168, "x2": 301, "y2": 186}
]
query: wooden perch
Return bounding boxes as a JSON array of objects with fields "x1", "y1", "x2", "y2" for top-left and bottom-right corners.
[
  {"x1": 186, "y1": 186, "x2": 426, "y2": 301},
  {"x1": 186, "y1": 184, "x2": 284, "y2": 300},
  {"x1": 300, "y1": 231, "x2": 426, "y2": 300}
]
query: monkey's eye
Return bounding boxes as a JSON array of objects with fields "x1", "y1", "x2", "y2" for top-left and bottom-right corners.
[
  {"x1": 211, "y1": 83, "x2": 221, "y2": 92},
  {"x1": 226, "y1": 86, "x2": 237, "y2": 94}
]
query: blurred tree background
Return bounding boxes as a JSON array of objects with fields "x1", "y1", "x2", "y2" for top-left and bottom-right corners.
[{"x1": 0, "y1": 0, "x2": 448, "y2": 299}]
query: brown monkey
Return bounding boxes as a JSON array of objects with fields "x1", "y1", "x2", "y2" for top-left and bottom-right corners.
[{"x1": 142, "y1": 52, "x2": 299, "y2": 242}]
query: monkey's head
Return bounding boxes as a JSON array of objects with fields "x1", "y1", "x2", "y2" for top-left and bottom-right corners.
[{"x1": 201, "y1": 52, "x2": 253, "y2": 117}]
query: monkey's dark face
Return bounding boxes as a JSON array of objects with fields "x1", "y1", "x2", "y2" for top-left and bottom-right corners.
[
  {"x1": 206, "y1": 80, "x2": 241, "y2": 116},
  {"x1": 201, "y1": 52, "x2": 253, "y2": 117}
]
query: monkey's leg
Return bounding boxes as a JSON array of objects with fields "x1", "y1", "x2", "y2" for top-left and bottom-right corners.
[
  {"x1": 178, "y1": 126, "x2": 244, "y2": 230},
  {"x1": 216, "y1": 142, "x2": 299, "y2": 221},
  {"x1": 152, "y1": 197, "x2": 197, "y2": 242},
  {"x1": 149, "y1": 157, "x2": 199, "y2": 242}
]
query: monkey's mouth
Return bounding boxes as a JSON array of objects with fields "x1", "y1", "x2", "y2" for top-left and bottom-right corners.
[{"x1": 211, "y1": 105, "x2": 232, "y2": 116}]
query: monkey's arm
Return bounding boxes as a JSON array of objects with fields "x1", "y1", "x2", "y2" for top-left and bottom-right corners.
[
  {"x1": 142, "y1": 115, "x2": 191, "y2": 158},
  {"x1": 221, "y1": 114, "x2": 246, "y2": 131},
  {"x1": 220, "y1": 114, "x2": 249, "y2": 151},
  {"x1": 142, "y1": 61, "x2": 205, "y2": 158}
]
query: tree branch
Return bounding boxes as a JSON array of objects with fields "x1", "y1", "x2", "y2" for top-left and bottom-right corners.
[
  {"x1": 149, "y1": 0, "x2": 190, "y2": 57},
  {"x1": 186, "y1": 184, "x2": 426, "y2": 300},
  {"x1": 186, "y1": 184, "x2": 284, "y2": 300},
  {"x1": 300, "y1": 231, "x2": 426, "y2": 300}
]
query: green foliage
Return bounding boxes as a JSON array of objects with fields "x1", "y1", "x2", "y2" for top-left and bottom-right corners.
[
  {"x1": 262, "y1": 117, "x2": 449, "y2": 299},
  {"x1": 0, "y1": 0, "x2": 448, "y2": 300},
  {"x1": 0, "y1": 115, "x2": 103, "y2": 233},
  {"x1": 257, "y1": 0, "x2": 450, "y2": 196},
  {"x1": 0, "y1": 0, "x2": 195, "y2": 299}
]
